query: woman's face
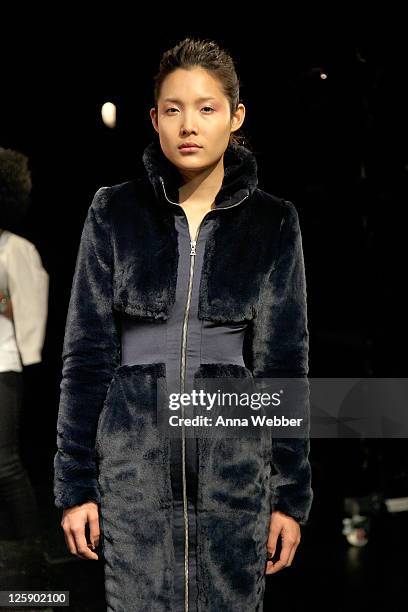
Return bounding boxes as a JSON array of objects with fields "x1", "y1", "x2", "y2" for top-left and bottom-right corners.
[{"x1": 150, "y1": 66, "x2": 245, "y2": 177}]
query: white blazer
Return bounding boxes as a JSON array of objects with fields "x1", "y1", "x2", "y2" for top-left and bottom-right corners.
[{"x1": 0, "y1": 229, "x2": 49, "y2": 368}]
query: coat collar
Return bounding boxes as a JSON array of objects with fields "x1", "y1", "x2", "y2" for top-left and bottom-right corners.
[{"x1": 142, "y1": 138, "x2": 258, "y2": 210}]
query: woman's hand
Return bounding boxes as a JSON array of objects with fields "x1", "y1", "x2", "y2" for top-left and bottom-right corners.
[
  {"x1": 265, "y1": 510, "x2": 301, "y2": 574},
  {"x1": 0, "y1": 290, "x2": 13, "y2": 320},
  {"x1": 61, "y1": 501, "x2": 100, "y2": 560}
]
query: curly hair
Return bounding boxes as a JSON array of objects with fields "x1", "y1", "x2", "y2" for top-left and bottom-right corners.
[
  {"x1": 0, "y1": 147, "x2": 32, "y2": 230},
  {"x1": 152, "y1": 37, "x2": 251, "y2": 149}
]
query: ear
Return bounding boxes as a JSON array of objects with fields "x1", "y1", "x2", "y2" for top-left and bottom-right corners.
[
  {"x1": 230, "y1": 103, "x2": 246, "y2": 134},
  {"x1": 150, "y1": 107, "x2": 159, "y2": 134}
]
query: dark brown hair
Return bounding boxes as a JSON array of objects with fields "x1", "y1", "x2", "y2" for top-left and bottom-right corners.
[
  {"x1": 0, "y1": 147, "x2": 32, "y2": 229},
  {"x1": 152, "y1": 37, "x2": 251, "y2": 149}
]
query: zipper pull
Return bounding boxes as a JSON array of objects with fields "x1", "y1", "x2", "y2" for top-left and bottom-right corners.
[{"x1": 190, "y1": 240, "x2": 197, "y2": 256}]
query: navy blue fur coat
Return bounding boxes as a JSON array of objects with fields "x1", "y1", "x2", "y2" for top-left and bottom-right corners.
[{"x1": 53, "y1": 139, "x2": 313, "y2": 611}]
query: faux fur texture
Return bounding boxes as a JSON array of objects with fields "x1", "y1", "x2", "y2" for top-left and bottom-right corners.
[{"x1": 53, "y1": 139, "x2": 313, "y2": 611}]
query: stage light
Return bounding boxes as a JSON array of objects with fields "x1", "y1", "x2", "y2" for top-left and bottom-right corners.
[{"x1": 101, "y1": 102, "x2": 116, "y2": 128}]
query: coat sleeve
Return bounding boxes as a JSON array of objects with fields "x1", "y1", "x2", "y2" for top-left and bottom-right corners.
[
  {"x1": 7, "y1": 239, "x2": 49, "y2": 365},
  {"x1": 251, "y1": 200, "x2": 313, "y2": 525},
  {"x1": 53, "y1": 186, "x2": 121, "y2": 509}
]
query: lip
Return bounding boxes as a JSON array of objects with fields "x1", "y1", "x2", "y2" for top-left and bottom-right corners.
[
  {"x1": 178, "y1": 142, "x2": 202, "y2": 149},
  {"x1": 178, "y1": 146, "x2": 201, "y2": 153}
]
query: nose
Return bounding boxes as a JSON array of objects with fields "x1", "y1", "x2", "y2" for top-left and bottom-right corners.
[{"x1": 180, "y1": 110, "x2": 198, "y2": 135}]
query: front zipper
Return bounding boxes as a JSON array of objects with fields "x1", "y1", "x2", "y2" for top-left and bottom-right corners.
[{"x1": 160, "y1": 176, "x2": 249, "y2": 611}]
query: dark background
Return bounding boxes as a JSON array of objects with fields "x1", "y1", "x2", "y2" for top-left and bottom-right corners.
[{"x1": 1, "y1": 14, "x2": 408, "y2": 610}]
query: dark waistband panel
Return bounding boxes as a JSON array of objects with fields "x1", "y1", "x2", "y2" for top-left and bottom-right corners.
[{"x1": 120, "y1": 316, "x2": 247, "y2": 369}]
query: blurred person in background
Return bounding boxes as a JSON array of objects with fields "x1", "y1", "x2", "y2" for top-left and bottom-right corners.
[{"x1": 0, "y1": 147, "x2": 49, "y2": 540}]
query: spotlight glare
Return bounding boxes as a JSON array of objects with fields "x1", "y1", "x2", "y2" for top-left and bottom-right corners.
[{"x1": 101, "y1": 102, "x2": 117, "y2": 128}]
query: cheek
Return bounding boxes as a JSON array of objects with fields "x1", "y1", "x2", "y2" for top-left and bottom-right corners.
[
  {"x1": 208, "y1": 114, "x2": 231, "y2": 132},
  {"x1": 158, "y1": 127, "x2": 174, "y2": 145},
  {"x1": 218, "y1": 113, "x2": 233, "y2": 129}
]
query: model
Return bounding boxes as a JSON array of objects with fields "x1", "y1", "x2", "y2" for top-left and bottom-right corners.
[{"x1": 54, "y1": 37, "x2": 313, "y2": 611}]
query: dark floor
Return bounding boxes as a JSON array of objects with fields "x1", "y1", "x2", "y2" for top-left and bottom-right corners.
[{"x1": 1, "y1": 475, "x2": 407, "y2": 612}]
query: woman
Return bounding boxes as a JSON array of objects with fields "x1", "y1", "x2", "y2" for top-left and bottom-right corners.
[
  {"x1": 54, "y1": 38, "x2": 313, "y2": 611},
  {"x1": 0, "y1": 147, "x2": 49, "y2": 540}
]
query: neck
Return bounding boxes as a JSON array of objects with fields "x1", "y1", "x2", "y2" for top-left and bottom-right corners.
[{"x1": 178, "y1": 155, "x2": 224, "y2": 207}]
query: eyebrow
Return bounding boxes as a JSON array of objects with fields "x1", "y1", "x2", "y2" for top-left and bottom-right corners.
[{"x1": 163, "y1": 96, "x2": 218, "y2": 104}]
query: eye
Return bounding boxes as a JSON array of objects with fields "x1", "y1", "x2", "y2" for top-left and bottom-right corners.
[{"x1": 165, "y1": 106, "x2": 215, "y2": 114}]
